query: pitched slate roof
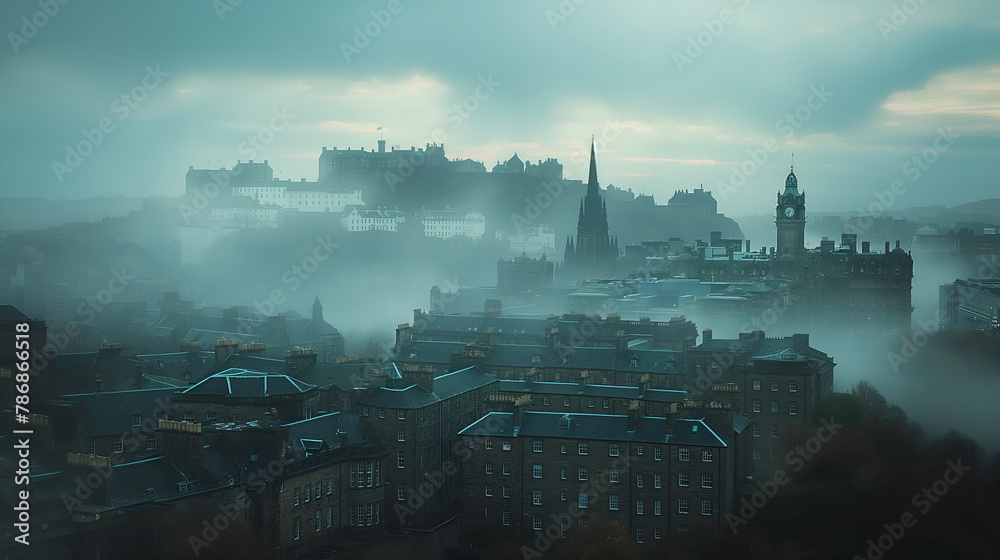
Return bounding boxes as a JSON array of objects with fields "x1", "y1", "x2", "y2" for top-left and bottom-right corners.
[
  {"x1": 110, "y1": 456, "x2": 190, "y2": 506},
  {"x1": 286, "y1": 412, "x2": 369, "y2": 458},
  {"x1": 359, "y1": 366, "x2": 497, "y2": 409},
  {"x1": 60, "y1": 388, "x2": 175, "y2": 437},
  {"x1": 180, "y1": 368, "x2": 315, "y2": 397},
  {"x1": 497, "y1": 380, "x2": 686, "y2": 403},
  {"x1": 459, "y1": 411, "x2": 730, "y2": 447}
]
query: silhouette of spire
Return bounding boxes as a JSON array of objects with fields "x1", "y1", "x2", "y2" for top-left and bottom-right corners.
[{"x1": 587, "y1": 140, "x2": 599, "y2": 198}]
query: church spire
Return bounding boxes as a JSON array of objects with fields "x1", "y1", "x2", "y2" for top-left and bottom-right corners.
[{"x1": 587, "y1": 139, "x2": 599, "y2": 197}]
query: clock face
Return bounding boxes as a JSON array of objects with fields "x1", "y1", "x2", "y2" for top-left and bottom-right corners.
[{"x1": 784, "y1": 206, "x2": 795, "y2": 218}]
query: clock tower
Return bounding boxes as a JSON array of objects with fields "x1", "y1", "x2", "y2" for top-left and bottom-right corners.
[{"x1": 775, "y1": 166, "x2": 806, "y2": 255}]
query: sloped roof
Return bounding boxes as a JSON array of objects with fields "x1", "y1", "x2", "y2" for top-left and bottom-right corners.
[
  {"x1": 61, "y1": 388, "x2": 175, "y2": 437},
  {"x1": 181, "y1": 368, "x2": 315, "y2": 397}
]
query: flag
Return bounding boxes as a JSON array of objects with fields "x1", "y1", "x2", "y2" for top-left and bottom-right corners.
[{"x1": 377, "y1": 126, "x2": 382, "y2": 131}]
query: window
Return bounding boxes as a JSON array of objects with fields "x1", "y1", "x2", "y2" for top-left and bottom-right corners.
[
  {"x1": 609, "y1": 494, "x2": 619, "y2": 510},
  {"x1": 485, "y1": 438, "x2": 493, "y2": 450},
  {"x1": 131, "y1": 414, "x2": 141, "y2": 427},
  {"x1": 533, "y1": 464, "x2": 543, "y2": 478},
  {"x1": 397, "y1": 484, "x2": 405, "y2": 500},
  {"x1": 753, "y1": 423, "x2": 761, "y2": 437},
  {"x1": 561, "y1": 522, "x2": 567, "y2": 539},
  {"x1": 702, "y1": 474, "x2": 713, "y2": 488},
  {"x1": 316, "y1": 482, "x2": 322, "y2": 498},
  {"x1": 315, "y1": 510, "x2": 321, "y2": 532},
  {"x1": 654, "y1": 474, "x2": 661, "y2": 488},
  {"x1": 637, "y1": 500, "x2": 644, "y2": 515},
  {"x1": 397, "y1": 410, "x2": 406, "y2": 420},
  {"x1": 654, "y1": 447, "x2": 661, "y2": 461},
  {"x1": 564, "y1": 398, "x2": 571, "y2": 407},
  {"x1": 503, "y1": 485, "x2": 511, "y2": 498},
  {"x1": 293, "y1": 517, "x2": 300, "y2": 540},
  {"x1": 378, "y1": 410, "x2": 385, "y2": 419},
  {"x1": 485, "y1": 462, "x2": 493, "y2": 475},
  {"x1": 145, "y1": 436, "x2": 156, "y2": 451},
  {"x1": 205, "y1": 412, "x2": 216, "y2": 423},
  {"x1": 533, "y1": 489, "x2": 542, "y2": 505},
  {"x1": 603, "y1": 398, "x2": 610, "y2": 409},
  {"x1": 702, "y1": 450, "x2": 713, "y2": 462},
  {"x1": 502, "y1": 508, "x2": 511, "y2": 526},
  {"x1": 397, "y1": 452, "x2": 405, "y2": 469},
  {"x1": 654, "y1": 500, "x2": 662, "y2": 516},
  {"x1": 560, "y1": 444, "x2": 567, "y2": 454},
  {"x1": 543, "y1": 396, "x2": 551, "y2": 406},
  {"x1": 561, "y1": 468, "x2": 567, "y2": 480},
  {"x1": 578, "y1": 493, "x2": 589, "y2": 509},
  {"x1": 326, "y1": 506, "x2": 333, "y2": 528},
  {"x1": 578, "y1": 467, "x2": 588, "y2": 481},
  {"x1": 655, "y1": 527, "x2": 662, "y2": 540},
  {"x1": 789, "y1": 381, "x2": 798, "y2": 392},
  {"x1": 609, "y1": 443, "x2": 619, "y2": 457},
  {"x1": 305, "y1": 486, "x2": 310, "y2": 503},
  {"x1": 771, "y1": 380, "x2": 779, "y2": 392},
  {"x1": 771, "y1": 425, "x2": 779, "y2": 438},
  {"x1": 636, "y1": 526, "x2": 644, "y2": 543},
  {"x1": 362, "y1": 407, "x2": 369, "y2": 416},
  {"x1": 678, "y1": 498, "x2": 690, "y2": 514},
  {"x1": 326, "y1": 478, "x2": 333, "y2": 495},
  {"x1": 637, "y1": 445, "x2": 644, "y2": 456},
  {"x1": 503, "y1": 463, "x2": 511, "y2": 475},
  {"x1": 678, "y1": 472, "x2": 689, "y2": 487},
  {"x1": 578, "y1": 442, "x2": 589, "y2": 455},
  {"x1": 753, "y1": 379, "x2": 761, "y2": 391},
  {"x1": 183, "y1": 412, "x2": 195, "y2": 422},
  {"x1": 502, "y1": 440, "x2": 511, "y2": 451},
  {"x1": 533, "y1": 514, "x2": 543, "y2": 530},
  {"x1": 609, "y1": 469, "x2": 619, "y2": 483},
  {"x1": 679, "y1": 448, "x2": 690, "y2": 461},
  {"x1": 771, "y1": 400, "x2": 779, "y2": 413},
  {"x1": 485, "y1": 485, "x2": 493, "y2": 497},
  {"x1": 397, "y1": 429, "x2": 405, "y2": 442},
  {"x1": 636, "y1": 473, "x2": 644, "y2": 488},
  {"x1": 88, "y1": 438, "x2": 96, "y2": 455},
  {"x1": 752, "y1": 399, "x2": 761, "y2": 413},
  {"x1": 560, "y1": 491, "x2": 567, "y2": 501},
  {"x1": 113, "y1": 438, "x2": 124, "y2": 454},
  {"x1": 702, "y1": 500, "x2": 713, "y2": 516},
  {"x1": 588, "y1": 398, "x2": 595, "y2": 408},
  {"x1": 789, "y1": 401, "x2": 798, "y2": 415},
  {"x1": 294, "y1": 488, "x2": 300, "y2": 506},
  {"x1": 533, "y1": 440, "x2": 543, "y2": 453},
  {"x1": 753, "y1": 447, "x2": 761, "y2": 460}
]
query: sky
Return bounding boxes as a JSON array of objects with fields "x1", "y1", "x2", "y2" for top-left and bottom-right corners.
[{"x1": 1, "y1": 0, "x2": 998, "y2": 216}]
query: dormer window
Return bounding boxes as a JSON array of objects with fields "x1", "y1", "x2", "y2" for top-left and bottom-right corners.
[{"x1": 630, "y1": 357, "x2": 638, "y2": 367}]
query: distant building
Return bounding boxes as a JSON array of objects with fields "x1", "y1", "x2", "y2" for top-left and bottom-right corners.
[
  {"x1": 495, "y1": 225, "x2": 556, "y2": 257},
  {"x1": 319, "y1": 141, "x2": 447, "y2": 182},
  {"x1": 234, "y1": 181, "x2": 365, "y2": 213},
  {"x1": 775, "y1": 168, "x2": 806, "y2": 256},
  {"x1": 492, "y1": 153, "x2": 524, "y2": 174},
  {"x1": 563, "y1": 143, "x2": 619, "y2": 278},
  {"x1": 497, "y1": 254, "x2": 554, "y2": 293},
  {"x1": 524, "y1": 157, "x2": 564, "y2": 180},
  {"x1": 668, "y1": 187, "x2": 718, "y2": 215},
  {"x1": 186, "y1": 160, "x2": 274, "y2": 194},
  {"x1": 419, "y1": 209, "x2": 486, "y2": 239},
  {"x1": 940, "y1": 278, "x2": 1000, "y2": 334},
  {"x1": 341, "y1": 206, "x2": 404, "y2": 232}
]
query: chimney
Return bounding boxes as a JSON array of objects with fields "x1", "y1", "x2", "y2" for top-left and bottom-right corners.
[
  {"x1": 861, "y1": 241, "x2": 871, "y2": 253},
  {"x1": 885, "y1": 241, "x2": 891, "y2": 253},
  {"x1": 525, "y1": 367, "x2": 538, "y2": 390},
  {"x1": 134, "y1": 362, "x2": 145, "y2": 390},
  {"x1": 841, "y1": 233, "x2": 858, "y2": 253},
  {"x1": 791, "y1": 333, "x2": 809, "y2": 351},
  {"x1": 286, "y1": 348, "x2": 318, "y2": 371},
  {"x1": 615, "y1": 330, "x2": 627, "y2": 353},
  {"x1": 639, "y1": 373, "x2": 651, "y2": 393},
  {"x1": 214, "y1": 339, "x2": 238, "y2": 364},
  {"x1": 180, "y1": 341, "x2": 201, "y2": 354},
  {"x1": 745, "y1": 239, "x2": 751, "y2": 252},
  {"x1": 626, "y1": 400, "x2": 640, "y2": 432},
  {"x1": 241, "y1": 342, "x2": 266, "y2": 357},
  {"x1": 513, "y1": 394, "x2": 531, "y2": 426},
  {"x1": 402, "y1": 364, "x2": 435, "y2": 393},
  {"x1": 702, "y1": 329, "x2": 713, "y2": 344},
  {"x1": 579, "y1": 370, "x2": 589, "y2": 387},
  {"x1": 99, "y1": 342, "x2": 123, "y2": 357},
  {"x1": 156, "y1": 419, "x2": 205, "y2": 478}
]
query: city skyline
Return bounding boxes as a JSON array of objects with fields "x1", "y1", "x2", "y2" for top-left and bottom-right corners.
[{"x1": 1, "y1": 1, "x2": 998, "y2": 214}]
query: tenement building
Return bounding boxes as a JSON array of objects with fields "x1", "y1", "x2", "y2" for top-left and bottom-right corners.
[{"x1": 459, "y1": 405, "x2": 737, "y2": 544}]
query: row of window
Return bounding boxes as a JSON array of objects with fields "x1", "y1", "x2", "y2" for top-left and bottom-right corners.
[
  {"x1": 361, "y1": 408, "x2": 406, "y2": 420},
  {"x1": 503, "y1": 441, "x2": 712, "y2": 462},
  {"x1": 349, "y1": 461, "x2": 381, "y2": 488},
  {"x1": 90, "y1": 436, "x2": 156, "y2": 455},
  {"x1": 751, "y1": 424, "x2": 782, "y2": 438},
  {"x1": 292, "y1": 479, "x2": 334, "y2": 506},
  {"x1": 181, "y1": 412, "x2": 236, "y2": 423},
  {"x1": 752, "y1": 380, "x2": 798, "y2": 392},
  {"x1": 751, "y1": 399, "x2": 798, "y2": 415},
  {"x1": 290, "y1": 503, "x2": 381, "y2": 540}
]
